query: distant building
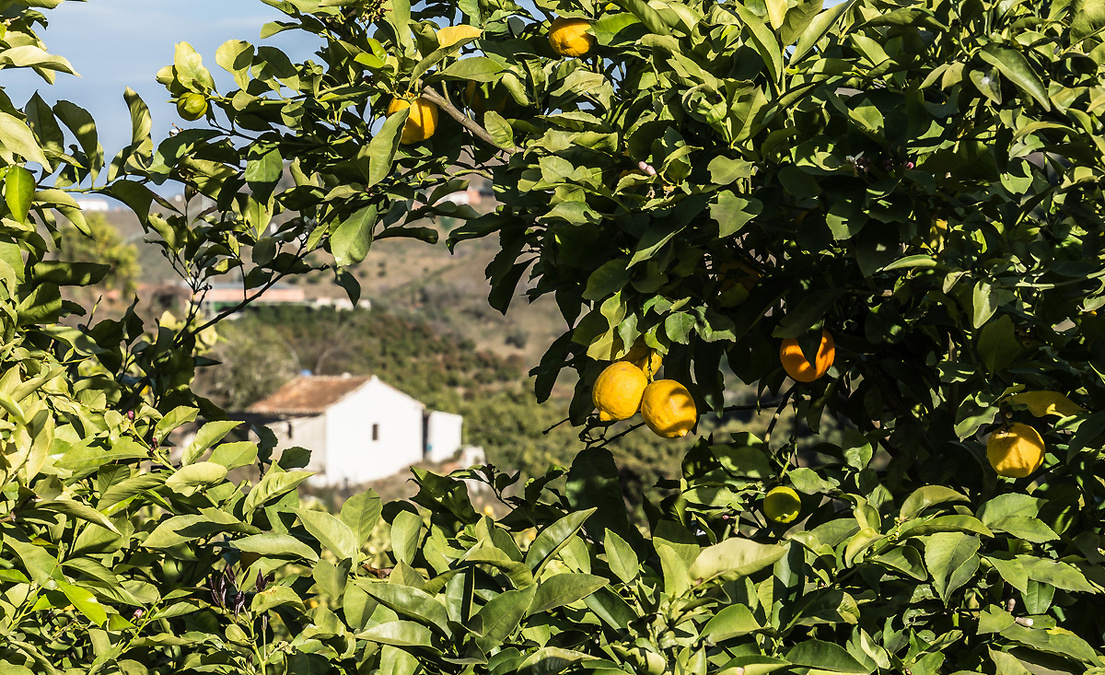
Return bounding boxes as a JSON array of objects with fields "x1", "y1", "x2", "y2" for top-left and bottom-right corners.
[
  {"x1": 190, "y1": 283, "x2": 370, "y2": 319},
  {"x1": 245, "y1": 374, "x2": 466, "y2": 486},
  {"x1": 72, "y1": 197, "x2": 112, "y2": 212}
]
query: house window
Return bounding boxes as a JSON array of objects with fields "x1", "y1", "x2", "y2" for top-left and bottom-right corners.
[{"x1": 372, "y1": 424, "x2": 379, "y2": 441}]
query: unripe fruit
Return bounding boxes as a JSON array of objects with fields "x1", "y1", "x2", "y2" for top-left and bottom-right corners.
[{"x1": 177, "y1": 92, "x2": 208, "y2": 121}]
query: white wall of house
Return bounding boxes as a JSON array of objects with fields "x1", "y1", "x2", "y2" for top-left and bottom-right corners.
[
  {"x1": 322, "y1": 376, "x2": 425, "y2": 485},
  {"x1": 263, "y1": 415, "x2": 328, "y2": 481},
  {"x1": 425, "y1": 411, "x2": 463, "y2": 463}
]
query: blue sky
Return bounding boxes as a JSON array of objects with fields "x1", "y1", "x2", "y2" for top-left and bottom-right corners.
[{"x1": 5, "y1": 0, "x2": 320, "y2": 183}]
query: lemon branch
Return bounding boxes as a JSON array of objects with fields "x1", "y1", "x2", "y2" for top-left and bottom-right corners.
[{"x1": 420, "y1": 85, "x2": 515, "y2": 155}]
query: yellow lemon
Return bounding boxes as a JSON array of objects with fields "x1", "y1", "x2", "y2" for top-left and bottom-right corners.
[
  {"x1": 549, "y1": 17, "x2": 594, "y2": 57},
  {"x1": 764, "y1": 486, "x2": 802, "y2": 524},
  {"x1": 177, "y1": 92, "x2": 208, "y2": 121},
  {"x1": 780, "y1": 329, "x2": 835, "y2": 383},
  {"x1": 621, "y1": 339, "x2": 662, "y2": 379},
  {"x1": 640, "y1": 379, "x2": 697, "y2": 438},
  {"x1": 387, "y1": 96, "x2": 439, "y2": 144},
  {"x1": 592, "y1": 361, "x2": 648, "y2": 421},
  {"x1": 986, "y1": 422, "x2": 1045, "y2": 478}
]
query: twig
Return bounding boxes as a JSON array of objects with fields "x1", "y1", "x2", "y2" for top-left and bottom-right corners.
[
  {"x1": 590, "y1": 421, "x2": 646, "y2": 449},
  {"x1": 420, "y1": 85, "x2": 515, "y2": 155},
  {"x1": 542, "y1": 417, "x2": 571, "y2": 435}
]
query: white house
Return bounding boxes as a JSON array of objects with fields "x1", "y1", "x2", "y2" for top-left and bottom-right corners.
[{"x1": 247, "y1": 374, "x2": 465, "y2": 486}]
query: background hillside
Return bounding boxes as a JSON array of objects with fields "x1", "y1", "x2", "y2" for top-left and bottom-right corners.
[{"x1": 89, "y1": 207, "x2": 814, "y2": 515}]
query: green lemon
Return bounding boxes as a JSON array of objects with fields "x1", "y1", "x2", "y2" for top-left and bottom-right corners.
[
  {"x1": 177, "y1": 92, "x2": 208, "y2": 121},
  {"x1": 764, "y1": 486, "x2": 802, "y2": 524}
]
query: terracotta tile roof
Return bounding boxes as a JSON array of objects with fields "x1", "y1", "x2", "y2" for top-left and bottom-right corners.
[{"x1": 248, "y1": 375, "x2": 372, "y2": 415}]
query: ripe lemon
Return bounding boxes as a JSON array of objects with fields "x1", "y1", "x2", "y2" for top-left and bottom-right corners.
[
  {"x1": 592, "y1": 361, "x2": 648, "y2": 422},
  {"x1": 986, "y1": 422, "x2": 1045, "y2": 478},
  {"x1": 387, "y1": 96, "x2": 439, "y2": 144},
  {"x1": 177, "y1": 92, "x2": 208, "y2": 121},
  {"x1": 780, "y1": 329, "x2": 835, "y2": 383},
  {"x1": 621, "y1": 339, "x2": 662, "y2": 379},
  {"x1": 640, "y1": 379, "x2": 697, "y2": 438},
  {"x1": 548, "y1": 17, "x2": 594, "y2": 57},
  {"x1": 764, "y1": 486, "x2": 802, "y2": 524}
]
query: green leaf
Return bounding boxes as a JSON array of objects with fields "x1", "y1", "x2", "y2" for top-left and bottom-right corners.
[
  {"x1": 612, "y1": 0, "x2": 670, "y2": 36},
  {"x1": 57, "y1": 580, "x2": 107, "y2": 626},
  {"x1": 785, "y1": 640, "x2": 867, "y2": 673},
  {"x1": 472, "y1": 585, "x2": 536, "y2": 642},
  {"x1": 4, "y1": 166, "x2": 34, "y2": 225},
  {"x1": 182, "y1": 420, "x2": 241, "y2": 465},
  {"x1": 484, "y1": 110, "x2": 514, "y2": 149},
  {"x1": 924, "y1": 532, "x2": 981, "y2": 604},
  {"x1": 357, "y1": 580, "x2": 450, "y2": 634},
  {"x1": 985, "y1": 554, "x2": 1029, "y2": 594},
  {"x1": 879, "y1": 254, "x2": 937, "y2": 272},
  {"x1": 330, "y1": 204, "x2": 378, "y2": 267},
  {"x1": 711, "y1": 192, "x2": 761, "y2": 237},
  {"x1": 583, "y1": 260, "x2": 630, "y2": 301},
  {"x1": 702, "y1": 603, "x2": 761, "y2": 641},
  {"x1": 378, "y1": 646, "x2": 420, "y2": 675},
  {"x1": 730, "y1": 4, "x2": 782, "y2": 86},
  {"x1": 297, "y1": 508, "x2": 359, "y2": 561},
  {"x1": 690, "y1": 539, "x2": 787, "y2": 581},
  {"x1": 154, "y1": 406, "x2": 199, "y2": 440},
  {"x1": 341, "y1": 490, "x2": 382, "y2": 548},
  {"x1": 368, "y1": 110, "x2": 406, "y2": 187},
  {"x1": 603, "y1": 530, "x2": 639, "y2": 584},
  {"x1": 773, "y1": 289, "x2": 845, "y2": 338},
  {"x1": 0, "y1": 112, "x2": 51, "y2": 167},
  {"x1": 792, "y1": 0, "x2": 856, "y2": 62},
  {"x1": 899, "y1": 485, "x2": 968, "y2": 520},
  {"x1": 440, "y1": 56, "x2": 503, "y2": 82},
  {"x1": 5, "y1": 536, "x2": 62, "y2": 585},
  {"x1": 208, "y1": 441, "x2": 258, "y2": 471},
  {"x1": 235, "y1": 533, "x2": 319, "y2": 562},
  {"x1": 357, "y1": 621, "x2": 434, "y2": 648},
  {"x1": 524, "y1": 508, "x2": 596, "y2": 575},
  {"x1": 243, "y1": 470, "x2": 313, "y2": 512},
  {"x1": 390, "y1": 510, "x2": 422, "y2": 565},
  {"x1": 36, "y1": 499, "x2": 120, "y2": 535},
  {"x1": 173, "y1": 41, "x2": 216, "y2": 91},
  {"x1": 977, "y1": 314, "x2": 1022, "y2": 374},
  {"x1": 251, "y1": 585, "x2": 305, "y2": 613},
  {"x1": 530, "y1": 573, "x2": 608, "y2": 614},
  {"x1": 164, "y1": 462, "x2": 228, "y2": 495},
  {"x1": 244, "y1": 147, "x2": 283, "y2": 186},
  {"x1": 978, "y1": 45, "x2": 1050, "y2": 111}
]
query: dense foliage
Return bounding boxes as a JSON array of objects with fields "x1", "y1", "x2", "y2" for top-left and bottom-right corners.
[{"x1": 0, "y1": 0, "x2": 1103, "y2": 673}]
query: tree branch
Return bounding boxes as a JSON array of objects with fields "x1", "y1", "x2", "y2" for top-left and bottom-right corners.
[{"x1": 420, "y1": 85, "x2": 515, "y2": 155}]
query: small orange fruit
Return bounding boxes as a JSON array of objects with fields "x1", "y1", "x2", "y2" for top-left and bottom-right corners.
[
  {"x1": 640, "y1": 379, "x2": 697, "y2": 438},
  {"x1": 548, "y1": 17, "x2": 594, "y2": 57},
  {"x1": 780, "y1": 329, "x2": 835, "y2": 383},
  {"x1": 592, "y1": 361, "x2": 648, "y2": 422},
  {"x1": 386, "y1": 97, "x2": 439, "y2": 144},
  {"x1": 986, "y1": 422, "x2": 1045, "y2": 478}
]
